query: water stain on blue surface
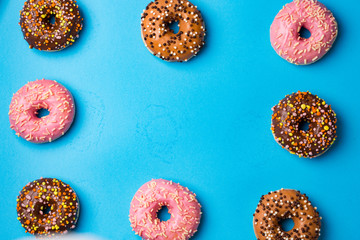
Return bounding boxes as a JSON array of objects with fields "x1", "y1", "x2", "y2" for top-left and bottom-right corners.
[
  {"x1": 136, "y1": 105, "x2": 179, "y2": 162},
  {"x1": 69, "y1": 90, "x2": 105, "y2": 151}
]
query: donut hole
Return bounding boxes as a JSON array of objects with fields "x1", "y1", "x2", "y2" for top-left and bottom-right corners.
[
  {"x1": 299, "y1": 26, "x2": 311, "y2": 39},
  {"x1": 40, "y1": 204, "x2": 52, "y2": 215},
  {"x1": 157, "y1": 205, "x2": 171, "y2": 222},
  {"x1": 298, "y1": 120, "x2": 310, "y2": 132},
  {"x1": 167, "y1": 20, "x2": 180, "y2": 34},
  {"x1": 49, "y1": 14, "x2": 56, "y2": 25},
  {"x1": 279, "y1": 218, "x2": 295, "y2": 232},
  {"x1": 36, "y1": 108, "x2": 50, "y2": 118}
]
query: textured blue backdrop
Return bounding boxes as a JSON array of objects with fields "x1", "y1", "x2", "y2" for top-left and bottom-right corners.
[{"x1": 1, "y1": 0, "x2": 359, "y2": 239}]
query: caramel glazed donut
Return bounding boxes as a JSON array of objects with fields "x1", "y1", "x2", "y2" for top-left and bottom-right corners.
[
  {"x1": 141, "y1": 0, "x2": 206, "y2": 62},
  {"x1": 271, "y1": 91, "x2": 337, "y2": 158},
  {"x1": 20, "y1": 0, "x2": 83, "y2": 51},
  {"x1": 253, "y1": 189, "x2": 321, "y2": 240},
  {"x1": 17, "y1": 178, "x2": 79, "y2": 236}
]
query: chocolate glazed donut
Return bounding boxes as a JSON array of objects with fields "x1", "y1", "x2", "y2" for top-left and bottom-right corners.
[
  {"x1": 253, "y1": 189, "x2": 321, "y2": 240},
  {"x1": 19, "y1": 0, "x2": 83, "y2": 51},
  {"x1": 17, "y1": 178, "x2": 79, "y2": 236},
  {"x1": 271, "y1": 91, "x2": 337, "y2": 158},
  {"x1": 141, "y1": 0, "x2": 206, "y2": 62}
]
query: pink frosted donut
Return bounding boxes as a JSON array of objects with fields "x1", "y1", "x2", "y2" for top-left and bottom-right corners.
[
  {"x1": 129, "y1": 179, "x2": 202, "y2": 240},
  {"x1": 270, "y1": 0, "x2": 338, "y2": 65},
  {"x1": 9, "y1": 79, "x2": 75, "y2": 143}
]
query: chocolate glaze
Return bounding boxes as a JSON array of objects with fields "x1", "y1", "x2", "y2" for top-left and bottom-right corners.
[
  {"x1": 271, "y1": 91, "x2": 337, "y2": 158},
  {"x1": 253, "y1": 189, "x2": 321, "y2": 240},
  {"x1": 141, "y1": 0, "x2": 206, "y2": 62},
  {"x1": 19, "y1": 0, "x2": 83, "y2": 51},
  {"x1": 17, "y1": 178, "x2": 79, "y2": 236}
]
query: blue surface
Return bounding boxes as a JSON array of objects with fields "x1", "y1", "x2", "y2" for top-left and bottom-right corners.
[{"x1": 1, "y1": 0, "x2": 360, "y2": 239}]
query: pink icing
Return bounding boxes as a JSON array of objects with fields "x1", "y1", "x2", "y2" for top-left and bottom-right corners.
[
  {"x1": 9, "y1": 79, "x2": 75, "y2": 143},
  {"x1": 129, "y1": 179, "x2": 202, "y2": 240},
  {"x1": 270, "y1": 0, "x2": 338, "y2": 65}
]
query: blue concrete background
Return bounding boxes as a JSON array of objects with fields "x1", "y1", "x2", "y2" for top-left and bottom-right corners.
[{"x1": 0, "y1": 0, "x2": 359, "y2": 239}]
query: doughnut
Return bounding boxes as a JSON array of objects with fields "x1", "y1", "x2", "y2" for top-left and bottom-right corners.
[
  {"x1": 19, "y1": 0, "x2": 83, "y2": 51},
  {"x1": 271, "y1": 91, "x2": 337, "y2": 158},
  {"x1": 253, "y1": 189, "x2": 321, "y2": 240},
  {"x1": 141, "y1": 0, "x2": 206, "y2": 62},
  {"x1": 17, "y1": 178, "x2": 80, "y2": 236},
  {"x1": 270, "y1": 0, "x2": 338, "y2": 65},
  {"x1": 129, "y1": 179, "x2": 202, "y2": 240},
  {"x1": 9, "y1": 79, "x2": 75, "y2": 143}
]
